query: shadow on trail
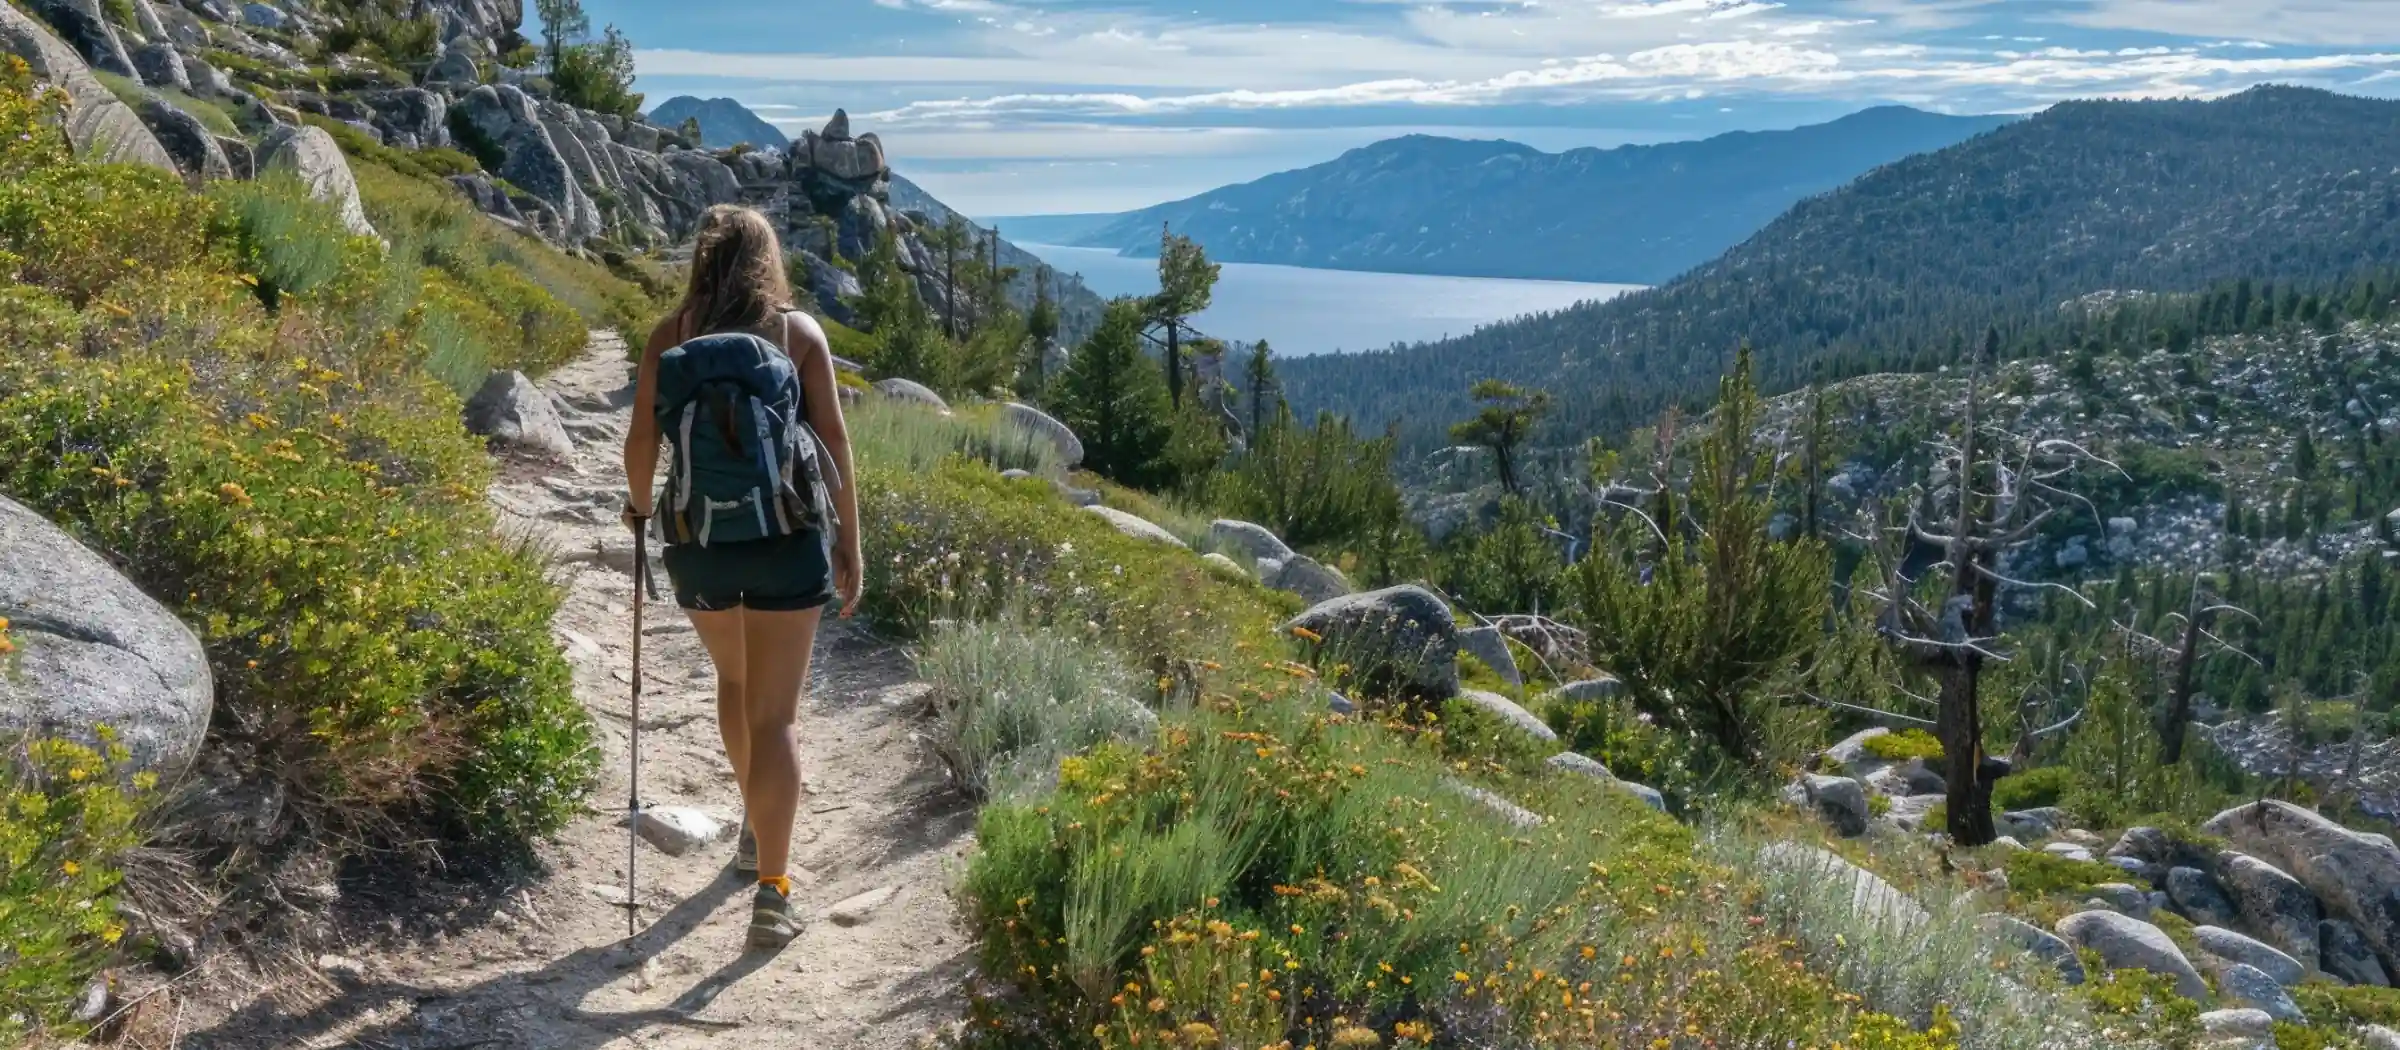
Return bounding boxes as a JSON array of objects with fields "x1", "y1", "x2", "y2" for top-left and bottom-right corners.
[{"x1": 183, "y1": 874, "x2": 760, "y2": 1050}]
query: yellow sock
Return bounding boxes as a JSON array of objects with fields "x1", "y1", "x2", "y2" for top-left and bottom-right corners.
[{"x1": 760, "y1": 875, "x2": 792, "y2": 897}]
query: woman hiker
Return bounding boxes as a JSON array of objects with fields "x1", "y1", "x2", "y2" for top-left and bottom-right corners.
[{"x1": 621, "y1": 204, "x2": 863, "y2": 950}]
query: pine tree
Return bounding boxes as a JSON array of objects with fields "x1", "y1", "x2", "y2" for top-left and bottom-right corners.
[
  {"x1": 1566, "y1": 347, "x2": 1830, "y2": 767},
  {"x1": 1244, "y1": 340, "x2": 1278, "y2": 441},
  {"x1": 1147, "y1": 226, "x2": 1219, "y2": 410},
  {"x1": 1052, "y1": 300, "x2": 1172, "y2": 488},
  {"x1": 1451, "y1": 379, "x2": 1553, "y2": 496},
  {"x1": 534, "y1": 0, "x2": 588, "y2": 75}
]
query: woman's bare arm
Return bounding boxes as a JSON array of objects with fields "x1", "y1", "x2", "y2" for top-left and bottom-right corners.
[
  {"x1": 622, "y1": 316, "x2": 680, "y2": 518},
  {"x1": 788, "y1": 311, "x2": 863, "y2": 615}
]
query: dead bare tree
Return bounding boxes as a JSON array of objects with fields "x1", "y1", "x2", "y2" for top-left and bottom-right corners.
[
  {"x1": 1862, "y1": 332, "x2": 2114, "y2": 846},
  {"x1": 2105, "y1": 569, "x2": 2260, "y2": 764}
]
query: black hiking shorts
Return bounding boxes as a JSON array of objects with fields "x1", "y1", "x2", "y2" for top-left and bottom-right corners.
[{"x1": 661, "y1": 529, "x2": 836, "y2": 613}]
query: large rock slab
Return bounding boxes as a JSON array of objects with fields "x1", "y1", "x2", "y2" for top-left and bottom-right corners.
[
  {"x1": 1456, "y1": 625, "x2": 1522, "y2": 686},
  {"x1": 2194, "y1": 926, "x2": 2304, "y2": 988},
  {"x1": 463, "y1": 371, "x2": 574, "y2": 461},
  {"x1": 1208, "y1": 519, "x2": 1293, "y2": 565},
  {"x1": 2055, "y1": 909, "x2": 2208, "y2": 1002},
  {"x1": 1082, "y1": 505, "x2": 1186, "y2": 549},
  {"x1": 0, "y1": 3, "x2": 175, "y2": 172},
  {"x1": 24, "y1": 0, "x2": 135, "y2": 77},
  {"x1": 256, "y1": 125, "x2": 377, "y2": 238},
  {"x1": 2217, "y1": 851, "x2": 2324, "y2": 973},
  {"x1": 2208, "y1": 799, "x2": 2400, "y2": 972},
  {"x1": 0, "y1": 496, "x2": 212, "y2": 776},
  {"x1": 1281, "y1": 585, "x2": 1458, "y2": 701},
  {"x1": 1000, "y1": 402, "x2": 1081, "y2": 469}
]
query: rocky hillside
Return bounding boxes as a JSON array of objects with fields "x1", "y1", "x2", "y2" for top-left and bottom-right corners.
[
  {"x1": 1759, "y1": 312, "x2": 2400, "y2": 584},
  {"x1": 646, "y1": 93, "x2": 786, "y2": 149},
  {"x1": 1283, "y1": 85, "x2": 2400, "y2": 455},
  {"x1": 0, "y1": 0, "x2": 1093, "y2": 340},
  {"x1": 1012, "y1": 106, "x2": 2010, "y2": 285}
]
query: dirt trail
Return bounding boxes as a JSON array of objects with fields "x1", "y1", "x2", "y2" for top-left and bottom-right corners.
[{"x1": 181, "y1": 333, "x2": 977, "y2": 1050}]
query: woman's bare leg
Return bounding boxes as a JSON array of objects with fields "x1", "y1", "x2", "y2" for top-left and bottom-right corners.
[
  {"x1": 686, "y1": 609, "x2": 751, "y2": 790},
  {"x1": 741, "y1": 607, "x2": 822, "y2": 884}
]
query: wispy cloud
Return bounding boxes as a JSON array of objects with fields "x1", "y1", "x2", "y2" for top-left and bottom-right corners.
[{"x1": 616, "y1": 0, "x2": 2400, "y2": 213}]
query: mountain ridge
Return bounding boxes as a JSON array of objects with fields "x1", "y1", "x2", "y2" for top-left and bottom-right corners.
[
  {"x1": 999, "y1": 105, "x2": 2014, "y2": 285},
  {"x1": 1281, "y1": 85, "x2": 2400, "y2": 456}
]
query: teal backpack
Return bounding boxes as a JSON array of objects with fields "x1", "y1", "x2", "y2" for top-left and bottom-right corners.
[{"x1": 652, "y1": 330, "x2": 838, "y2": 547}]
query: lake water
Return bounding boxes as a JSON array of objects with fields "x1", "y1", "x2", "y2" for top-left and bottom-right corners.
[{"x1": 1018, "y1": 243, "x2": 1641, "y2": 357}]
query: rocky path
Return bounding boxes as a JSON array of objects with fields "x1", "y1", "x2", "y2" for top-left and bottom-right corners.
[{"x1": 180, "y1": 334, "x2": 976, "y2": 1050}]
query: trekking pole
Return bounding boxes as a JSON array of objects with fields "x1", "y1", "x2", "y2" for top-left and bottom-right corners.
[{"x1": 624, "y1": 519, "x2": 657, "y2": 939}]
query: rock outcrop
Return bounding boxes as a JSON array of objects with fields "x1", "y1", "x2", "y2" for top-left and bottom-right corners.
[
  {"x1": 2216, "y1": 850, "x2": 2325, "y2": 973},
  {"x1": 0, "y1": 496, "x2": 213, "y2": 777},
  {"x1": 25, "y1": 0, "x2": 135, "y2": 77},
  {"x1": 456, "y1": 84, "x2": 600, "y2": 242},
  {"x1": 0, "y1": 3, "x2": 177, "y2": 173},
  {"x1": 2055, "y1": 909, "x2": 2209, "y2": 1001},
  {"x1": 2208, "y1": 800, "x2": 2400, "y2": 972},
  {"x1": 464, "y1": 371, "x2": 575, "y2": 461},
  {"x1": 1282, "y1": 586, "x2": 1460, "y2": 700},
  {"x1": 257, "y1": 125, "x2": 377, "y2": 238}
]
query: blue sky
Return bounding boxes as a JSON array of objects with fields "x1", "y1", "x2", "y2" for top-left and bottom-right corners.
[{"x1": 570, "y1": 0, "x2": 2400, "y2": 217}]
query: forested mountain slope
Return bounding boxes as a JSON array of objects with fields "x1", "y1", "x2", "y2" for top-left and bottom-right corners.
[
  {"x1": 1284, "y1": 86, "x2": 2400, "y2": 456},
  {"x1": 1031, "y1": 106, "x2": 2009, "y2": 285}
]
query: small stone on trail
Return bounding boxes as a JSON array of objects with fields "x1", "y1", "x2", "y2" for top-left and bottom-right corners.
[
  {"x1": 587, "y1": 882, "x2": 633, "y2": 906},
  {"x1": 624, "y1": 806, "x2": 729, "y2": 856},
  {"x1": 316, "y1": 954, "x2": 366, "y2": 979},
  {"x1": 828, "y1": 885, "x2": 900, "y2": 927}
]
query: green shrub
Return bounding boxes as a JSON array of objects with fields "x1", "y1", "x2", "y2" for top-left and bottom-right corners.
[
  {"x1": 209, "y1": 171, "x2": 371, "y2": 308},
  {"x1": 0, "y1": 730, "x2": 147, "y2": 1044},
  {"x1": 1991, "y1": 765, "x2": 2076, "y2": 811},
  {"x1": 2075, "y1": 964, "x2": 2202, "y2": 1045},
  {"x1": 917, "y1": 620, "x2": 1153, "y2": 801},
  {"x1": 1544, "y1": 695, "x2": 1700, "y2": 800},
  {"x1": 0, "y1": 74, "x2": 594, "y2": 850},
  {"x1": 1861, "y1": 728, "x2": 1946, "y2": 762},
  {"x1": 1436, "y1": 693, "x2": 1553, "y2": 773},
  {"x1": 2293, "y1": 983, "x2": 2400, "y2": 1028},
  {"x1": 2001, "y1": 849, "x2": 2131, "y2": 900}
]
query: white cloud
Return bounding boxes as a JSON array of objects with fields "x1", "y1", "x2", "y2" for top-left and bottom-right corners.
[{"x1": 2065, "y1": 1, "x2": 2400, "y2": 46}]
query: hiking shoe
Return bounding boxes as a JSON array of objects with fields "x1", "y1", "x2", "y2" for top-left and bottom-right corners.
[
  {"x1": 734, "y1": 823, "x2": 757, "y2": 875},
  {"x1": 747, "y1": 882, "x2": 800, "y2": 950}
]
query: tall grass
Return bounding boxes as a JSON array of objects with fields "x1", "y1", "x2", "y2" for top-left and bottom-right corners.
[
  {"x1": 916, "y1": 619, "x2": 1154, "y2": 801},
  {"x1": 850, "y1": 399, "x2": 1064, "y2": 478}
]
